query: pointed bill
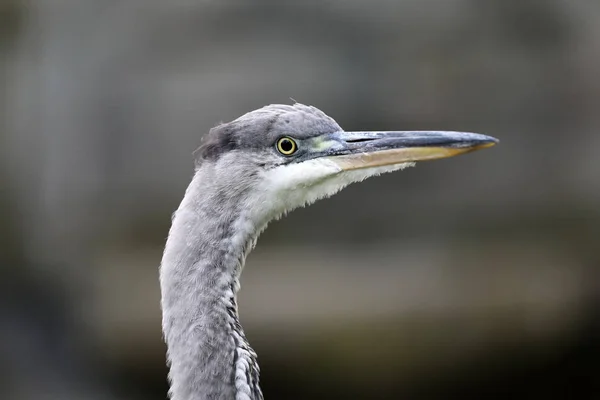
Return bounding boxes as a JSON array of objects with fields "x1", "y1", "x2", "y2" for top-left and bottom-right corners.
[{"x1": 323, "y1": 131, "x2": 498, "y2": 170}]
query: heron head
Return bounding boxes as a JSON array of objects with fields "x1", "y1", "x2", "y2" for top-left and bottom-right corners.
[{"x1": 194, "y1": 103, "x2": 498, "y2": 225}]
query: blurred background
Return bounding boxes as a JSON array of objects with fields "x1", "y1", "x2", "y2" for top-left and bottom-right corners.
[{"x1": 1, "y1": 0, "x2": 599, "y2": 399}]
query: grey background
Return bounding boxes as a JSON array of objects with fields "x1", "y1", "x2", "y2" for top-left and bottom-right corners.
[{"x1": 1, "y1": 1, "x2": 599, "y2": 399}]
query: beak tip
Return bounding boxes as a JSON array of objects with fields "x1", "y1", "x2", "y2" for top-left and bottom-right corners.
[
  {"x1": 483, "y1": 135, "x2": 500, "y2": 147},
  {"x1": 468, "y1": 133, "x2": 499, "y2": 149},
  {"x1": 488, "y1": 135, "x2": 500, "y2": 144}
]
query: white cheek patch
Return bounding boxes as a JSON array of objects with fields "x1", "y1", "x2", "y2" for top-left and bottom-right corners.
[
  {"x1": 256, "y1": 158, "x2": 416, "y2": 218},
  {"x1": 255, "y1": 158, "x2": 341, "y2": 216},
  {"x1": 263, "y1": 158, "x2": 342, "y2": 192}
]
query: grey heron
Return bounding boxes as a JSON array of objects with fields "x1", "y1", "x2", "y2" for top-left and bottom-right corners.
[{"x1": 159, "y1": 103, "x2": 498, "y2": 400}]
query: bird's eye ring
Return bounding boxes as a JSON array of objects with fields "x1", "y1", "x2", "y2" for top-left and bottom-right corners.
[{"x1": 276, "y1": 137, "x2": 298, "y2": 156}]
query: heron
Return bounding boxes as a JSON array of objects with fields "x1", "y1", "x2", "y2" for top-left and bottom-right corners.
[{"x1": 159, "y1": 103, "x2": 498, "y2": 400}]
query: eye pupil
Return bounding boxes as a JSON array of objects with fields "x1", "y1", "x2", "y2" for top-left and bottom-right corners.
[
  {"x1": 280, "y1": 139, "x2": 293, "y2": 152},
  {"x1": 277, "y1": 137, "x2": 297, "y2": 155}
]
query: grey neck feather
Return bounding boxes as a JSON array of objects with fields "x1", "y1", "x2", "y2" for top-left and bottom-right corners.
[{"x1": 160, "y1": 165, "x2": 264, "y2": 400}]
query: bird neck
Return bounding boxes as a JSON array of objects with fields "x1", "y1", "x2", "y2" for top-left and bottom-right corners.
[{"x1": 160, "y1": 168, "x2": 263, "y2": 400}]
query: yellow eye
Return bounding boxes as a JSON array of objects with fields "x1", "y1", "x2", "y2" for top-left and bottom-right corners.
[{"x1": 276, "y1": 137, "x2": 298, "y2": 155}]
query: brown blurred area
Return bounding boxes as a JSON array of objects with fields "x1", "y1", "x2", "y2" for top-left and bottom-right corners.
[{"x1": 1, "y1": 1, "x2": 599, "y2": 399}]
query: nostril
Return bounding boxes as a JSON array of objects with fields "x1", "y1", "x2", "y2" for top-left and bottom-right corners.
[{"x1": 345, "y1": 138, "x2": 376, "y2": 143}]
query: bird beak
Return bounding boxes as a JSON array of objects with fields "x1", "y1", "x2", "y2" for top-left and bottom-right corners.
[{"x1": 324, "y1": 131, "x2": 498, "y2": 171}]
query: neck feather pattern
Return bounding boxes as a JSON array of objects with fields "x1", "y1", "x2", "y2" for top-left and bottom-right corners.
[{"x1": 160, "y1": 167, "x2": 264, "y2": 400}]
